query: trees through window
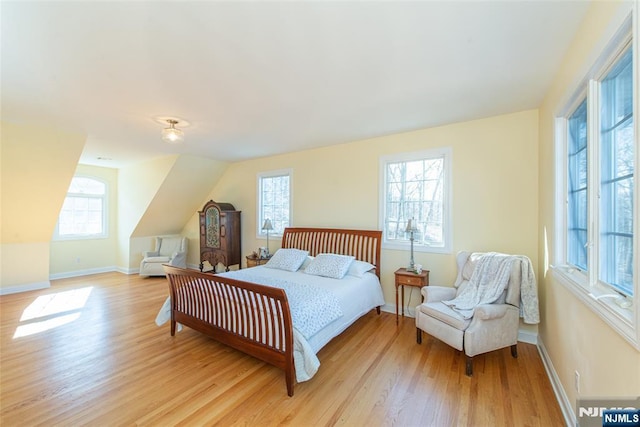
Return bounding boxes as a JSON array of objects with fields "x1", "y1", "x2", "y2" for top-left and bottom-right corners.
[
  {"x1": 258, "y1": 170, "x2": 291, "y2": 236},
  {"x1": 380, "y1": 148, "x2": 452, "y2": 253},
  {"x1": 55, "y1": 176, "x2": 107, "y2": 239}
]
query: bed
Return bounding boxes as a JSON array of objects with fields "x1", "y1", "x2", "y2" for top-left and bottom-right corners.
[{"x1": 159, "y1": 227, "x2": 384, "y2": 396}]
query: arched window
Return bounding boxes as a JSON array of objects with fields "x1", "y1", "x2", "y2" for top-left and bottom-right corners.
[{"x1": 54, "y1": 176, "x2": 108, "y2": 239}]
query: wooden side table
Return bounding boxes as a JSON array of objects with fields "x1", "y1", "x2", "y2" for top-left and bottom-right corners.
[
  {"x1": 246, "y1": 254, "x2": 271, "y2": 268},
  {"x1": 394, "y1": 267, "x2": 429, "y2": 323}
]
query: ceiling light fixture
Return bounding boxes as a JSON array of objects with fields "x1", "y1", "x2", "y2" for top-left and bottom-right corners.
[{"x1": 162, "y1": 119, "x2": 184, "y2": 144}]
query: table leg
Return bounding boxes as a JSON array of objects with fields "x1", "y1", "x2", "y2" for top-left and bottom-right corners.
[{"x1": 395, "y1": 284, "x2": 399, "y2": 324}]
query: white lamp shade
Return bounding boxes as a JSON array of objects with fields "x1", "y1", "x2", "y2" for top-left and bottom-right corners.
[{"x1": 262, "y1": 219, "x2": 274, "y2": 231}]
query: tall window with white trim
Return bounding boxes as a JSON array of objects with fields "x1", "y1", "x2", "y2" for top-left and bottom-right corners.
[
  {"x1": 599, "y1": 47, "x2": 634, "y2": 296},
  {"x1": 380, "y1": 148, "x2": 452, "y2": 253},
  {"x1": 555, "y1": 21, "x2": 637, "y2": 346},
  {"x1": 55, "y1": 176, "x2": 108, "y2": 239},
  {"x1": 567, "y1": 98, "x2": 588, "y2": 271},
  {"x1": 258, "y1": 170, "x2": 291, "y2": 236}
]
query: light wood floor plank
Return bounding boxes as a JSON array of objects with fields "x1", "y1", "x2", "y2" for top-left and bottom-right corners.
[{"x1": 0, "y1": 272, "x2": 564, "y2": 426}]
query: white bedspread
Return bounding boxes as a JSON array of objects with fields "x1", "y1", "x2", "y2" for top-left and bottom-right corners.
[
  {"x1": 156, "y1": 266, "x2": 384, "y2": 382},
  {"x1": 222, "y1": 269, "x2": 343, "y2": 339}
]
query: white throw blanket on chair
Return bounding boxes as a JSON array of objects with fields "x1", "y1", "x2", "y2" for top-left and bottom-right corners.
[
  {"x1": 443, "y1": 252, "x2": 540, "y2": 324},
  {"x1": 518, "y1": 256, "x2": 540, "y2": 324},
  {"x1": 443, "y1": 252, "x2": 514, "y2": 319}
]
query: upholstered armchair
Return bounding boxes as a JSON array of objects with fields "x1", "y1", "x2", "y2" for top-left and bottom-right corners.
[
  {"x1": 416, "y1": 251, "x2": 527, "y2": 376},
  {"x1": 139, "y1": 236, "x2": 188, "y2": 277}
]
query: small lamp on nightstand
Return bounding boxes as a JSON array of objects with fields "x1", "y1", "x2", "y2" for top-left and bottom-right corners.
[
  {"x1": 405, "y1": 218, "x2": 418, "y2": 272},
  {"x1": 262, "y1": 219, "x2": 274, "y2": 256}
]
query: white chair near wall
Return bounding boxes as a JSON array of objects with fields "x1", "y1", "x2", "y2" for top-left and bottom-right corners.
[
  {"x1": 415, "y1": 251, "x2": 536, "y2": 376},
  {"x1": 139, "y1": 236, "x2": 188, "y2": 277}
]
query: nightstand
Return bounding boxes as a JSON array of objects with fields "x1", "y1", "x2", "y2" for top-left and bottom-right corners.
[
  {"x1": 246, "y1": 254, "x2": 271, "y2": 268},
  {"x1": 394, "y1": 267, "x2": 429, "y2": 323}
]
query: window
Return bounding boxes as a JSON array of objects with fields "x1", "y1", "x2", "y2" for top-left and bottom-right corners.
[
  {"x1": 55, "y1": 176, "x2": 108, "y2": 239},
  {"x1": 555, "y1": 20, "x2": 637, "y2": 347},
  {"x1": 567, "y1": 99, "x2": 588, "y2": 271},
  {"x1": 599, "y1": 47, "x2": 634, "y2": 296},
  {"x1": 380, "y1": 148, "x2": 452, "y2": 253},
  {"x1": 257, "y1": 169, "x2": 292, "y2": 237}
]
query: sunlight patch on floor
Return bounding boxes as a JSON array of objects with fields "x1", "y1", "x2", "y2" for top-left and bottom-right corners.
[{"x1": 13, "y1": 287, "x2": 93, "y2": 338}]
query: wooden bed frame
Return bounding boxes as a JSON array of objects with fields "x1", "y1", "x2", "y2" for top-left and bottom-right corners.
[{"x1": 163, "y1": 227, "x2": 382, "y2": 397}]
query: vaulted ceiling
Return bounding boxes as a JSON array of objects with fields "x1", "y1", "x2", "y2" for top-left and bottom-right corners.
[{"x1": 2, "y1": 1, "x2": 590, "y2": 168}]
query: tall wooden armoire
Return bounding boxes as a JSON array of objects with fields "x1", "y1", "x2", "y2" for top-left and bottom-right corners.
[{"x1": 198, "y1": 200, "x2": 241, "y2": 272}]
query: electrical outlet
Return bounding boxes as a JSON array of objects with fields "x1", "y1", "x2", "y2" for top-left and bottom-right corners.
[
  {"x1": 76, "y1": 257, "x2": 81, "y2": 263},
  {"x1": 574, "y1": 371, "x2": 580, "y2": 393}
]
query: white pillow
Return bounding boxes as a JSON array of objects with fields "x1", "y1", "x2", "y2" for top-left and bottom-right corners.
[
  {"x1": 265, "y1": 248, "x2": 309, "y2": 272},
  {"x1": 304, "y1": 253, "x2": 355, "y2": 279},
  {"x1": 300, "y1": 256, "x2": 314, "y2": 270},
  {"x1": 347, "y1": 260, "x2": 376, "y2": 278}
]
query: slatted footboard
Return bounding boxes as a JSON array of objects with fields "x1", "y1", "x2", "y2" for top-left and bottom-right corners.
[
  {"x1": 163, "y1": 227, "x2": 382, "y2": 396},
  {"x1": 163, "y1": 266, "x2": 295, "y2": 396}
]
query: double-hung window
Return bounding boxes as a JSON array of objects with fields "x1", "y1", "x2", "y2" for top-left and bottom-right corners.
[
  {"x1": 380, "y1": 148, "x2": 452, "y2": 253},
  {"x1": 556, "y1": 20, "x2": 637, "y2": 347},
  {"x1": 257, "y1": 169, "x2": 292, "y2": 237},
  {"x1": 599, "y1": 47, "x2": 634, "y2": 297},
  {"x1": 567, "y1": 99, "x2": 589, "y2": 272},
  {"x1": 55, "y1": 176, "x2": 108, "y2": 240}
]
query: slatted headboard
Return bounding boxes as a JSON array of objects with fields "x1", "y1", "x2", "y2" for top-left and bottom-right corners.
[{"x1": 281, "y1": 227, "x2": 382, "y2": 278}]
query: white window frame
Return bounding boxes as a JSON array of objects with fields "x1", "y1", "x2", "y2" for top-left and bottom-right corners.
[
  {"x1": 553, "y1": 13, "x2": 639, "y2": 349},
  {"x1": 379, "y1": 147, "x2": 453, "y2": 254},
  {"x1": 257, "y1": 169, "x2": 292, "y2": 239},
  {"x1": 54, "y1": 175, "x2": 108, "y2": 240}
]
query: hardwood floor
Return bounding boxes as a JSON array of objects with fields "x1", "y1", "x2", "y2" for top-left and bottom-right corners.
[{"x1": 1, "y1": 272, "x2": 564, "y2": 426}]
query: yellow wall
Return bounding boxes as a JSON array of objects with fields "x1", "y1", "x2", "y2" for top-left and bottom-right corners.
[
  {"x1": 198, "y1": 110, "x2": 539, "y2": 320},
  {"x1": 119, "y1": 155, "x2": 229, "y2": 271},
  {"x1": 132, "y1": 155, "x2": 229, "y2": 237},
  {"x1": 1, "y1": 121, "x2": 85, "y2": 292},
  {"x1": 117, "y1": 155, "x2": 178, "y2": 271},
  {"x1": 1, "y1": 131, "x2": 229, "y2": 284},
  {"x1": 49, "y1": 164, "x2": 118, "y2": 277},
  {"x1": 538, "y1": 0, "x2": 639, "y2": 415}
]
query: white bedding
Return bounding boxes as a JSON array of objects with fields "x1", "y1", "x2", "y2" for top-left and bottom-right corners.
[
  {"x1": 221, "y1": 268, "x2": 344, "y2": 340},
  {"x1": 233, "y1": 266, "x2": 384, "y2": 351},
  {"x1": 156, "y1": 265, "x2": 384, "y2": 382}
]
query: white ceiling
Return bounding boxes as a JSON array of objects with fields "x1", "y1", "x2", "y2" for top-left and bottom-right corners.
[{"x1": 1, "y1": 1, "x2": 590, "y2": 168}]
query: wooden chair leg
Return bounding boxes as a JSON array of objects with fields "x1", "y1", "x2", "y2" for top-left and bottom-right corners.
[
  {"x1": 511, "y1": 344, "x2": 518, "y2": 358},
  {"x1": 416, "y1": 328, "x2": 422, "y2": 344},
  {"x1": 465, "y1": 355, "x2": 473, "y2": 376}
]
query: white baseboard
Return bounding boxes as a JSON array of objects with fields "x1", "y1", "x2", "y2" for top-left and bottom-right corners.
[
  {"x1": 46, "y1": 266, "x2": 139, "y2": 281},
  {"x1": 537, "y1": 338, "x2": 574, "y2": 427},
  {"x1": 50, "y1": 266, "x2": 118, "y2": 280},
  {"x1": 0, "y1": 281, "x2": 50, "y2": 295},
  {"x1": 380, "y1": 303, "x2": 395, "y2": 315},
  {"x1": 116, "y1": 266, "x2": 139, "y2": 275},
  {"x1": 518, "y1": 329, "x2": 538, "y2": 345}
]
